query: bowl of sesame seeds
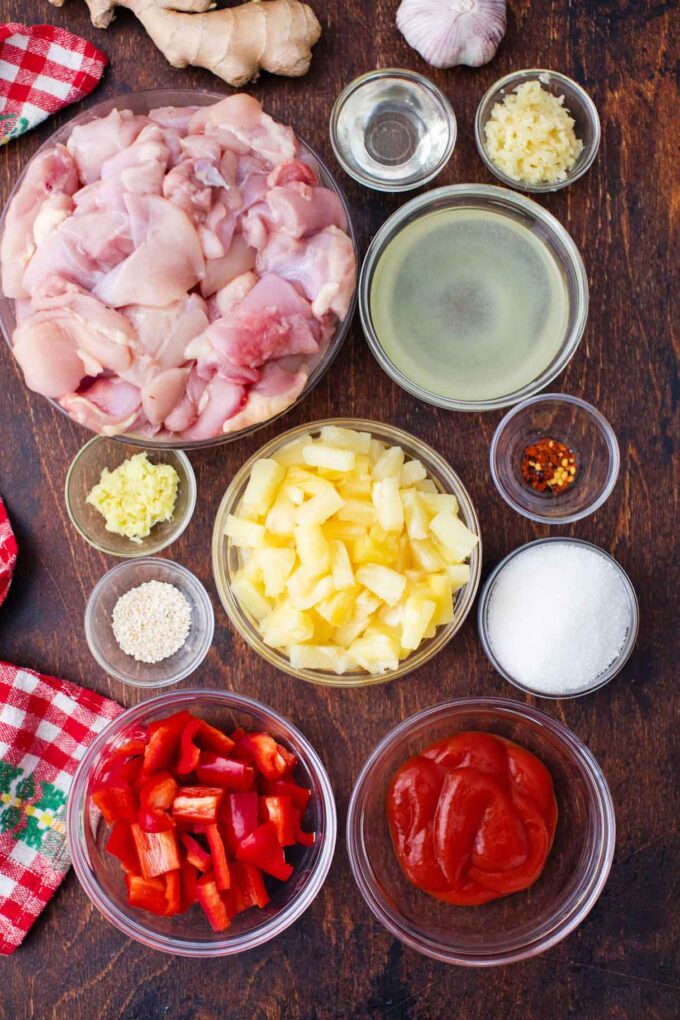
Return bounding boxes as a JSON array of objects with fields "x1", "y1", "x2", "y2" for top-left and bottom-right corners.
[{"x1": 84, "y1": 557, "x2": 214, "y2": 688}]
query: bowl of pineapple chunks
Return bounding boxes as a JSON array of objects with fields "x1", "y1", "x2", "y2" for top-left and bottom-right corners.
[{"x1": 212, "y1": 420, "x2": 482, "y2": 686}]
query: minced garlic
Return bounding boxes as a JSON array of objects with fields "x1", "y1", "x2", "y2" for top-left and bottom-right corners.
[
  {"x1": 86, "y1": 452, "x2": 179, "y2": 542},
  {"x1": 484, "y1": 80, "x2": 584, "y2": 185}
]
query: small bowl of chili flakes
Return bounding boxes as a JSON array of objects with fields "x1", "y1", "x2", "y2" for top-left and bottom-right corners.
[{"x1": 490, "y1": 393, "x2": 620, "y2": 525}]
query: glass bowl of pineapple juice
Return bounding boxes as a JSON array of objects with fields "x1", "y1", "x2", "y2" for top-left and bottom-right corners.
[{"x1": 212, "y1": 419, "x2": 482, "y2": 687}]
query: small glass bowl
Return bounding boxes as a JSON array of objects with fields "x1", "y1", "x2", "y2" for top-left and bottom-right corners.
[
  {"x1": 85, "y1": 557, "x2": 214, "y2": 688},
  {"x1": 330, "y1": 69, "x2": 456, "y2": 192},
  {"x1": 65, "y1": 436, "x2": 197, "y2": 557},
  {"x1": 212, "y1": 418, "x2": 482, "y2": 688},
  {"x1": 67, "y1": 689, "x2": 337, "y2": 956},
  {"x1": 346, "y1": 697, "x2": 616, "y2": 966},
  {"x1": 475, "y1": 69, "x2": 601, "y2": 193},
  {"x1": 359, "y1": 184, "x2": 588, "y2": 412},
  {"x1": 490, "y1": 394, "x2": 620, "y2": 524},
  {"x1": 478, "y1": 538, "x2": 639, "y2": 699}
]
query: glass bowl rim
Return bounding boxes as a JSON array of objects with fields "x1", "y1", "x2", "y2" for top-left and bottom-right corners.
[
  {"x1": 489, "y1": 392, "x2": 621, "y2": 524},
  {"x1": 65, "y1": 435, "x2": 197, "y2": 557},
  {"x1": 329, "y1": 67, "x2": 457, "y2": 193},
  {"x1": 84, "y1": 555, "x2": 215, "y2": 688},
  {"x1": 211, "y1": 416, "x2": 482, "y2": 688},
  {"x1": 474, "y1": 68, "x2": 602, "y2": 194},
  {"x1": 66, "y1": 687, "x2": 337, "y2": 956},
  {"x1": 477, "y1": 537, "x2": 639, "y2": 700},
  {"x1": 346, "y1": 695, "x2": 616, "y2": 966},
  {"x1": 0, "y1": 87, "x2": 359, "y2": 451},
  {"x1": 357, "y1": 183, "x2": 589, "y2": 411}
]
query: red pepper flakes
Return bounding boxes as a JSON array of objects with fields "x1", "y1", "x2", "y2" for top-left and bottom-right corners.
[{"x1": 521, "y1": 437, "x2": 577, "y2": 495}]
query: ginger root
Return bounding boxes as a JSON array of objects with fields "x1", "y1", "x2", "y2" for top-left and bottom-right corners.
[{"x1": 46, "y1": 0, "x2": 321, "y2": 84}]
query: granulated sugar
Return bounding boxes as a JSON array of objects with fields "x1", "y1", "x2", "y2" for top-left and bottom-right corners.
[
  {"x1": 112, "y1": 580, "x2": 191, "y2": 663},
  {"x1": 486, "y1": 542, "x2": 632, "y2": 695}
]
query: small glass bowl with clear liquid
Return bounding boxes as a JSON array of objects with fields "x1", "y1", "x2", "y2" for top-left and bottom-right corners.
[{"x1": 330, "y1": 69, "x2": 456, "y2": 192}]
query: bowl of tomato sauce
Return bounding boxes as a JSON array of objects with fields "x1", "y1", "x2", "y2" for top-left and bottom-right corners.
[
  {"x1": 67, "y1": 689, "x2": 336, "y2": 956},
  {"x1": 346, "y1": 697, "x2": 615, "y2": 966}
]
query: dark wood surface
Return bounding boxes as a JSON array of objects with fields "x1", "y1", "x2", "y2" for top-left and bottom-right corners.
[{"x1": 0, "y1": 1, "x2": 677, "y2": 1017}]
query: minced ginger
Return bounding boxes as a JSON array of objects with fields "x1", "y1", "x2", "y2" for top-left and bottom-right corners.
[
  {"x1": 86, "y1": 452, "x2": 179, "y2": 542},
  {"x1": 484, "y1": 80, "x2": 584, "y2": 185}
]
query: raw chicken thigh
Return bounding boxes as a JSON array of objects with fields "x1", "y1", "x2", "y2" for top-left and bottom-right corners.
[{"x1": 2, "y1": 96, "x2": 356, "y2": 440}]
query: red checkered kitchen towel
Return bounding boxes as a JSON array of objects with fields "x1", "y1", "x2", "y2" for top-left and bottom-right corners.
[
  {"x1": 0, "y1": 23, "x2": 107, "y2": 144},
  {"x1": 0, "y1": 663, "x2": 121, "y2": 953}
]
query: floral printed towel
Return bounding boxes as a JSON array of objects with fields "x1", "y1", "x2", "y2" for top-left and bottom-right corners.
[{"x1": 0, "y1": 662, "x2": 121, "y2": 954}]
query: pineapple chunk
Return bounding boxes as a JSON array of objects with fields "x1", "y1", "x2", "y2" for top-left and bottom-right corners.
[
  {"x1": 400, "y1": 459, "x2": 427, "y2": 486},
  {"x1": 337, "y1": 499, "x2": 377, "y2": 526},
  {"x1": 401, "y1": 596, "x2": 436, "y2": 650},
  {"x1": 356, "y1": 564, "x2": 406, "y2": 606},
  {"x1": 420, "y1": 492, "x2": 459, "y2": 517},
  {"x1": 319, "y1": 426, "x2": 372, "y2": 454},
  {"x1": 372, "y1": 477, "x2": 404, "y2": 532},
  {"x1": 369, "y1": 438, "x2": 386, "y2": 463},
  {"x1": 429, "y1": 511, "x2": 478, "y2": 558},
  {"x1": 288, "y1": 644, "x2": 348, "y2": 674},
  {"x1": 231, "y1": 574, "x2": 272, "y2": 621},
  {"x1": 294, "y1": 483, "x2": 344, "y2": 526},
  {"x1": 255, "y1": 547, "x2": 296, "y2": 597},
  {"x1": 287, "y1": 568, "x2": 335, "y2": 611},
  {"x1": 271, "y1": 436, "x2": 312, "y2": 467},
  {"x1": 349, "y1": 631, "x2": 400, "y2": 673},
  {"x1": 265, "y1": 490, "x2": 296, "y2": 536},
  {"x1": 446, "y1": 563, "x2": 471, "y2": 592},
  {"x1": 241, "y1": 459, "x2": 285, "y2": 517},
  {"x1": 315, "y1": 587, "x2": 358, "y2": 626},
  {"x1": 401, "y1": 489, "x2": 429, "y2": 541},
  {"x1": 338, "y1": 474, "x2": 372, "y2": 501},
  {"x1": 322, "y1": 519, "x2": 366, "y2": 541},
  {"x1": 373, "y1": 445, "x2": 404, "y2": 479},
  {"x1": 415, "y1": 478, "x2": 437, "y2": 493},
  {"x1": 330, "y1": 540, "x2": 355, "y2": 589},
  {"x1": 262, "y1": 604, "x2": 314, "y2": 647},
  {"x1": 410, "y1": 539, "x2": 446, "y2": 572},
  {"x1": 303, "y1": 443, "x2": 356, "y2": 472},
  {"x1": 427, "y1": 573, "x2": 455, "y2": 626},
  {"x1": 225, "y1": 515, "x2": 265, "y2": 549},
  {"x1": 295, "y1": 524, "x2": 330, "y2": 572}
]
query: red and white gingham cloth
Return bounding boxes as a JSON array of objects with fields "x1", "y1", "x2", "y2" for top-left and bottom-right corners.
[
  {"x1": 0, "y1": 662, "x2": 121, "y2": 954},
  {"x1": 0, "y1": 23, "x2": 107, "y2": 144},
  {"x1": 0, "y1": 498, "x2": 17, "y2": 608}
]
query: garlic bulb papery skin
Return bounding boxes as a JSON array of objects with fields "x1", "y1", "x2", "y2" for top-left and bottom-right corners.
[{"x1": 396, "y1": 0, "x2": 507, "y2": 69}]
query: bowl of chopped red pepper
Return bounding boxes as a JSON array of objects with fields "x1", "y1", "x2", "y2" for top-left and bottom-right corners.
[
  {"x1": 67, "y1": 689, "x2": 336, "y2": 956},
  {"x1": 489, "y1": 393, "x2": 620, "y2": 524}
]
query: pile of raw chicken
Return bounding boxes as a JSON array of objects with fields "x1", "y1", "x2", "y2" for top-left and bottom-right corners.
[{"x1": 1, "y1": 95, "x2": 356, "y2": 441}]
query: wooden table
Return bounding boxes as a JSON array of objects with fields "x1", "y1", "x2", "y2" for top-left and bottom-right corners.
[{"x1": 0, "y1": 2, "x2": 677, "y2": 1017}]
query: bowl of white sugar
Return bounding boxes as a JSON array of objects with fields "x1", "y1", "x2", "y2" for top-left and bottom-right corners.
[
  {"x1": 478, "y1": 538, "x2": 638, "y2": 699},
  {"x1": 85, "y1": 557, "x2": 215, "y2": 688}
]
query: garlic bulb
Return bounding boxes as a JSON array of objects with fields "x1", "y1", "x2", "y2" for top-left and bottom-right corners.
[{"x1": 397, "y1": 0, "x2": 507, "y2": 69}]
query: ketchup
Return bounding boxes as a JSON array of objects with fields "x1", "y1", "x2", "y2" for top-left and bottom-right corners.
[{"x1": 387, "y1": 732, "x2": 557, "y2": 906}]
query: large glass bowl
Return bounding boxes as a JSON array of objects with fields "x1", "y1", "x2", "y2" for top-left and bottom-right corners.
[
  {"x1": 67, "y1": 689, "x2": 337, "y2": 956},
  {"x1": 0, "y1": 89, "x2": 358, "y2": 450},
  {"x1": 212, "y1": 418, "x2": 482, "y2": 688},
  {"x1": 346, "y1": 698, "x2": 615, "y2": 966},
  {"x1": 358, "y1": 184, "x2": 589, "y2": 412}
]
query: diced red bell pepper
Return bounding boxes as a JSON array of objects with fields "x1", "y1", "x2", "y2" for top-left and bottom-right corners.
[
  {"x1": 176, "y1": 718, "x2": 203, "y2": 776},
  {"x1": 105, "y1": 823, "x2": 139, "y2": 874},
  {"x1": 164, "y1": 869, "x2": 181, "y2": 916},
  {"x1": 194, "y1": 720, "x2": 235, "y2": 758},
  {"x1": 228, "y1": 861, "x2": 270, "y2": 912},
  {"x1": 230, "y1": 727, "x2": 246, "y2": 742},
  {"x1": 108, "y1": 737, "x2": 146, "y2": 760},
  {"x1": 196, "y1": 753, "x2": 255, "y2": 791},
  {"x1": 102, "y1": 755, "x2": 144, "y2": 790},
  {"x1": 138, "y1": 771, "x2": 178, "y2": 832},
  {"x1": 92, "y1": 781, "x2": 137, "y2": 825},
  {"x1": 221, "y1": 791, "x2": 258, "y2": 853},
  {"x1": 260, "y1": 779, "x2": 311, "y2": 813},
  {"x1": 259, "y1": 795, "x2": 296, "y2": 847},
  {"x1": 236, "y1": 822, "x2": 294, "y2": 881},
  {"x1": 205, "y1": 824, "x2": 230, "y2": 891},
  {"x1": 197, "y1": 873, "x2": 230, "y2": 932},
  {"x1": 125, "y1": 874, "x2": 168, "y2": 916},
  {"x1": 180, "y1": 832, "x2": 212, "y2": 872},
  {"x1": 173, "y1": 786, "x2": 223, "y2": 825},
  {"x1": 143, "y1": 711, "x2": 192, "y2": 775},
  {"x1": 235, "y1": 732, "x2": 296, "y2": 781},
  {"x1": 180, "y1": 859, "x2": 199, "y2": 912},
  {"x1": 293, "y1": 808, "x2": 315, "y2": 847},
  {"x1": 131, "y1": 823, "x2": 181, "y2": 879}
]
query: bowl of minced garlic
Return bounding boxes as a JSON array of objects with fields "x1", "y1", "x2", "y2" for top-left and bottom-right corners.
[
  {"x1": 475, "y1": 69, "x2": 600, "y2": 192},
  {"x1": 66, "y1": 437, "x2": 196, "y2": 557}
]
